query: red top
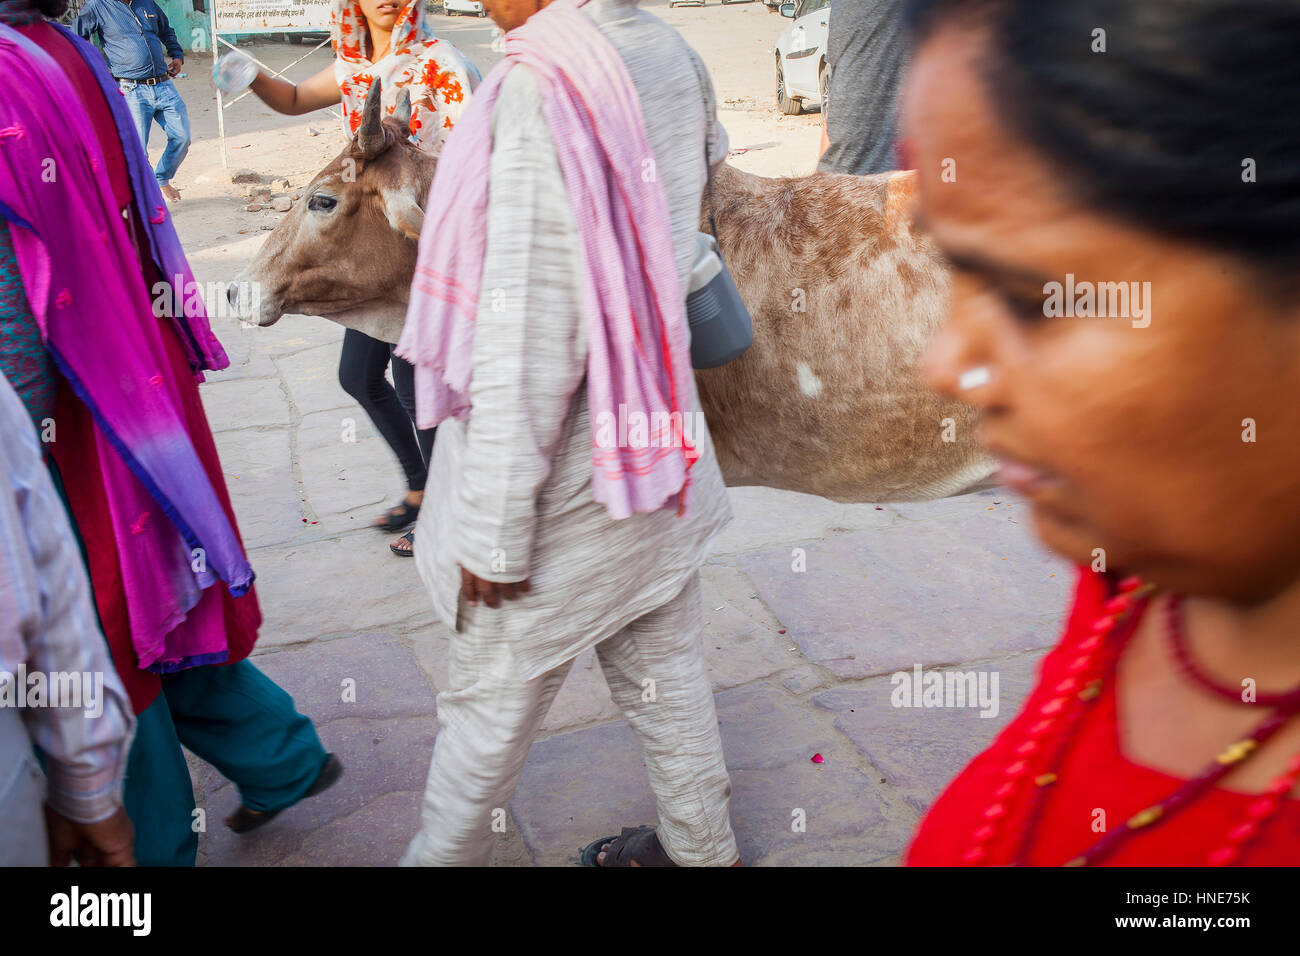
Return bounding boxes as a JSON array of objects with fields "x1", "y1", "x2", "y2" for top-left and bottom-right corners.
[{"x1": 906, "y1": 569, "x2": 1300, "y2": 866}]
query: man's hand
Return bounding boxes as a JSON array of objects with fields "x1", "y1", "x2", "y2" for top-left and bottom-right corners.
[
  {"x1": 168, "y1": 58, "x2": 183, "y2": 77},
  {"x1": 459, "y1": 566, "x2": 531, "y2": 609},
  {"x1": 44, "y1": 805, "x2": 136, "y2": 867}
]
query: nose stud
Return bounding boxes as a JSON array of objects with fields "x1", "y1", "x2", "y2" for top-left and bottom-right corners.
[{"x1": 958, "y1": 366, "x2": 991, "y2": 391}]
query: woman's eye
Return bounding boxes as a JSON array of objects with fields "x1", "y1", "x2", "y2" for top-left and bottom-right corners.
[
  {"x1": 997, "y1": 289, "x2": 1048, "y2": 323},
  {"x1": 308, "y1": 194, "x2": 338, "y2": 213}
]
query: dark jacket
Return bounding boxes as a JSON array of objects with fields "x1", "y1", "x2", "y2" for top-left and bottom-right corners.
[{"x1": 75, "y1": 0, "x2": 183, "y2": 81}]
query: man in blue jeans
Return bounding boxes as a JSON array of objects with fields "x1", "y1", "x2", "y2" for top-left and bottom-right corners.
[{"x1": 76, "y1": 0, "x2": 189, "y2": 200}]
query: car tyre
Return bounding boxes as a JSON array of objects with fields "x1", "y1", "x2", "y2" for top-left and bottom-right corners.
[
  {"x1": 776, "y1": 59, "x2": 802, "y2": 115},
  {"x1": 818, "y1": 61, "x2": 829, "y2": 113}
]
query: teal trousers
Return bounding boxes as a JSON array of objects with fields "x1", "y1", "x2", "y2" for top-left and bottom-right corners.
[{"x1": 125, "y1": 660, "x2": 329, "y2": 867}]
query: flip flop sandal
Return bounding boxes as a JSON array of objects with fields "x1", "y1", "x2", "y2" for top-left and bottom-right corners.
[
  {"x1": 579, "y1": 825, "x2": 677, "y2": 867},
  {"x1": 225, "y1": 753, "x2": 344, "y2": 834},
  {"x1": 390, "y1": 530, "x2": 415, "y2": 557},
  {"x1": 374, "y1": 500, "x2": 420, "y2": 532}
]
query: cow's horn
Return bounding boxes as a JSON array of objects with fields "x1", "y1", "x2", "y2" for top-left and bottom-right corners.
[
  {"x1": 356, "y1": 78, "x2": 387, "y2": 158},
  {"x1": 393, "y1": 87, "x2": 412, "y2": 132}
]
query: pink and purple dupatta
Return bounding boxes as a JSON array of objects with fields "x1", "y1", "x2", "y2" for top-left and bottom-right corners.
[
  {"x1": 0, "y1": 24, "x2": 254, "y2": 672},
  {"x1": 395, "y1": 0, "x2": 698, "y2": 520}
]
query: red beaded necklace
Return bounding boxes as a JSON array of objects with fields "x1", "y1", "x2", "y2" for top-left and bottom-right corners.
[
  {"x1": 961, "y1": 576, "x2": 1300, "y2": 866},
  {"x1": 1165, "y1": 594, "x2": 1300, "y2": 710}
]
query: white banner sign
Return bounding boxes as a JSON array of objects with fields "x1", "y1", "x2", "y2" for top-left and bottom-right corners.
[{"x1": 214, "y1": 0, "x2": 334, "y2": 33}]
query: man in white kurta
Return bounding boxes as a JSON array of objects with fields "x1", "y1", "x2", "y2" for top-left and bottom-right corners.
[{"x1": 401, "y1": 0, "x2": 741, "y2": 866}]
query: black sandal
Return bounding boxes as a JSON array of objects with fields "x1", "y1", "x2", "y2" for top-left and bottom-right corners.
[
  {"x1": 390, "y1": 530, "x2": 415, "y2": 557},
  {"x1": 580, "y1": 825, "x2": 678, "y2": 867},
  {"x1": 373, "y1": 500, "x2": 420, "y2": 532},
  {"x1": 225, "y1": 753, "x2": 344, "y2": 834}
]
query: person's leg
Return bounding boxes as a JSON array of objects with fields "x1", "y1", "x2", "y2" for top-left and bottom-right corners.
[
  {"x1": 162, "y1": 660, "x2": 329, "y2": 814},
  {"x1": 120, "y1": 82, "x2": 152, "y2": 152},
  {"x1": 402, "y1": 650, "x2": 574, "y2": 866},
  {"x1": 338, "y1": 329, "x2": 428, "y2": 500},
  {"x1": 151, "y1": 80, "x2": 191, "y2": 192},
  {"x1": 387, "y1": 351, "x2": 435, "y2": 553},
  {"x1": 122, "y1": 692, "x2": 200, "y2": 866},
  {"x1": 390, "y1": 351, "x2": 436, "y2": 477},
  {"x1": 594, "y1": 573, "x2": 739, "y2": 866}
]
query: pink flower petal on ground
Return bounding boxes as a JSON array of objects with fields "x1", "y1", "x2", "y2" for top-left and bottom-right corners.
[{"x1": 811, "y1": 753, "x2": 825, "y2": 764}]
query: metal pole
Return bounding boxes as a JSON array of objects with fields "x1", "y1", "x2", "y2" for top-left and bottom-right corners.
[{"x1": 210, "y1": 1, "x2": 227, "y2": 168}]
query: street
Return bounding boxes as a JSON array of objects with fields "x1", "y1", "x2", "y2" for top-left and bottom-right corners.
[{"x1": 156, "y1": 2, "x2": 1073, "y2": 865}]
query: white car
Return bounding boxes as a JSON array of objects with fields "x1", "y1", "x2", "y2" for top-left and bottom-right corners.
[
  {"x1": 444, "y1": 0, "x2": 487, "y2": 16},
  {"x1": 774, "y1": 0, "x2": 831, "y2": 115}
]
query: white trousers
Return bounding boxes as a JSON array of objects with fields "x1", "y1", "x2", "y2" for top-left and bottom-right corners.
[{"x1": 401, "y1": 573, "x2": 739, "y2": 866}]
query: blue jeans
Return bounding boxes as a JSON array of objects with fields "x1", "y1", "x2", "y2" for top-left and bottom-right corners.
[{"x1": 120, "y1": 77, "x2": 191, "y2": 187}]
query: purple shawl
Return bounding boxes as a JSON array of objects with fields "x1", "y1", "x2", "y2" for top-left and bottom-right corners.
[
  {"x1": 0, "y1": 23, "x2": 254, "y2": 671},
  {"x1": 395, "y1": 0, "x2": 698, "y2": 520}
]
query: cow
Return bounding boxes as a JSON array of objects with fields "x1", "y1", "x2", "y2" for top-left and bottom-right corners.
[{"x1": 232, "y1": 82, "x2": 992, "y2": 502}]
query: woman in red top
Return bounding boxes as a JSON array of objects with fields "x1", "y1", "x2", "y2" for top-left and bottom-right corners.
[{"x1": 902, "y1": 0, "x2": 1300, "y2": 866}]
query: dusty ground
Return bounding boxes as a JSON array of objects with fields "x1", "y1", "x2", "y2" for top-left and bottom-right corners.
[{"x1": 147, "y1": 4, "x2": 1072, "y2": 866}]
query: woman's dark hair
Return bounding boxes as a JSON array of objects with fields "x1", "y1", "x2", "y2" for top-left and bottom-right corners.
[{"x1": 906, "y1": 0, "x2": 1300, "y2": 286}]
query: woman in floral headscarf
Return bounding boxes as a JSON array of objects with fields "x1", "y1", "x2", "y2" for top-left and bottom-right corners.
[
  {"x1": 228, "y1": 0, "x2": 479, "y2": 556},
  {"x1": 331, "y1": 0, "x2": 478, "y2": 145}
]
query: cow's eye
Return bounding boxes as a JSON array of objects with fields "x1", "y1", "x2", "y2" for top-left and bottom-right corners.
[{"x1": 308, "y1": 194, "x2": 338, "y2": 213}]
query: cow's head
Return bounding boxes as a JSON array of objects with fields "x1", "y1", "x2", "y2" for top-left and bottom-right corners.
[{"x1": 231, "y1": 80, "x2": 436, "y2": 343}]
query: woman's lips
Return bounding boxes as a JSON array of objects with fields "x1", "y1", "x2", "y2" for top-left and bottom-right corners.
[{"x1": 995, "y1": 455, "x2": 1056, "y2": 496}]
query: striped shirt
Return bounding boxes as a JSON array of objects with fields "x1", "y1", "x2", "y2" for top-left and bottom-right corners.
[{"x1": 0, "y1": 371, "x2": 133, "y2": 823}]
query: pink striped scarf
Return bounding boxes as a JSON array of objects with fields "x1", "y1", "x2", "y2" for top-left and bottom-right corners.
[{"x1": 395, "y1": 0, "x2": 697, "y2": 520}]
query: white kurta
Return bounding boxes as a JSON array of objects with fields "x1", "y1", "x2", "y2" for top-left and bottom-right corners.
[{"x1": 413, "y1": 0, "x2": 733, "y2": 681}]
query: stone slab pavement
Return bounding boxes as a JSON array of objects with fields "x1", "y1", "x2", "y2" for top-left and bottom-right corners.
[{"x1": 183, "y1": 305, "x2": 1072, "y2": 867}]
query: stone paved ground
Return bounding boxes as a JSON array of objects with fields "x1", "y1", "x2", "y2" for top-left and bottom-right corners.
[
  {"x1": 185, "y1": 307, "x2": 1072, "y2": 866},
  {"x1": 163, "y1": 5, "x2": 1074, "y2": 867}
]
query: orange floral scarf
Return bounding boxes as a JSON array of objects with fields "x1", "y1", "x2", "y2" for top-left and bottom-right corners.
[{"x1": 331, "y1": 0, "x2": 479, "y2": 154}]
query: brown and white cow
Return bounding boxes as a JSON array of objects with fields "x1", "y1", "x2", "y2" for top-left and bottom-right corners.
[
  {"x1": 234, "y1": 82, "x2": 992, "y2": 503},
  {"x1": 233, "y1": 85, "x2": 429, "y2": 344}
]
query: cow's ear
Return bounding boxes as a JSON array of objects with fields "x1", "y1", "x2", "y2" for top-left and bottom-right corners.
[{"x1": 384, "y1": 188, "x2": 424, "y2": 239}]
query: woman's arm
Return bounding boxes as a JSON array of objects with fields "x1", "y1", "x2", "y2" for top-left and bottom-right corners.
[{"x1": 248, "y1": 63, "x2": 342, "y2": 116}]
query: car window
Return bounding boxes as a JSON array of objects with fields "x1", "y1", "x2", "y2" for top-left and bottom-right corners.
[{"x1": 796, "y1": 0, "x2": 830, "y2": 17}]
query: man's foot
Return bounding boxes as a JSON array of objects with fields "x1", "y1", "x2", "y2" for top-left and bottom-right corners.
[
  {"x1": 581, "y1": 826, "x2": 677, "y2": 867},
  {"x1": 161, "y1": 184, "x2": 182, "y2": 202},
  {"x1": 581, "y1": 825, "x2": 743, "y2": 866}
]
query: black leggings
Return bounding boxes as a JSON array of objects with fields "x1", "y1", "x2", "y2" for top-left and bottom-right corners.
[{"x1": 338, "y1": 328, "x2": 436, "y2": 493}]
